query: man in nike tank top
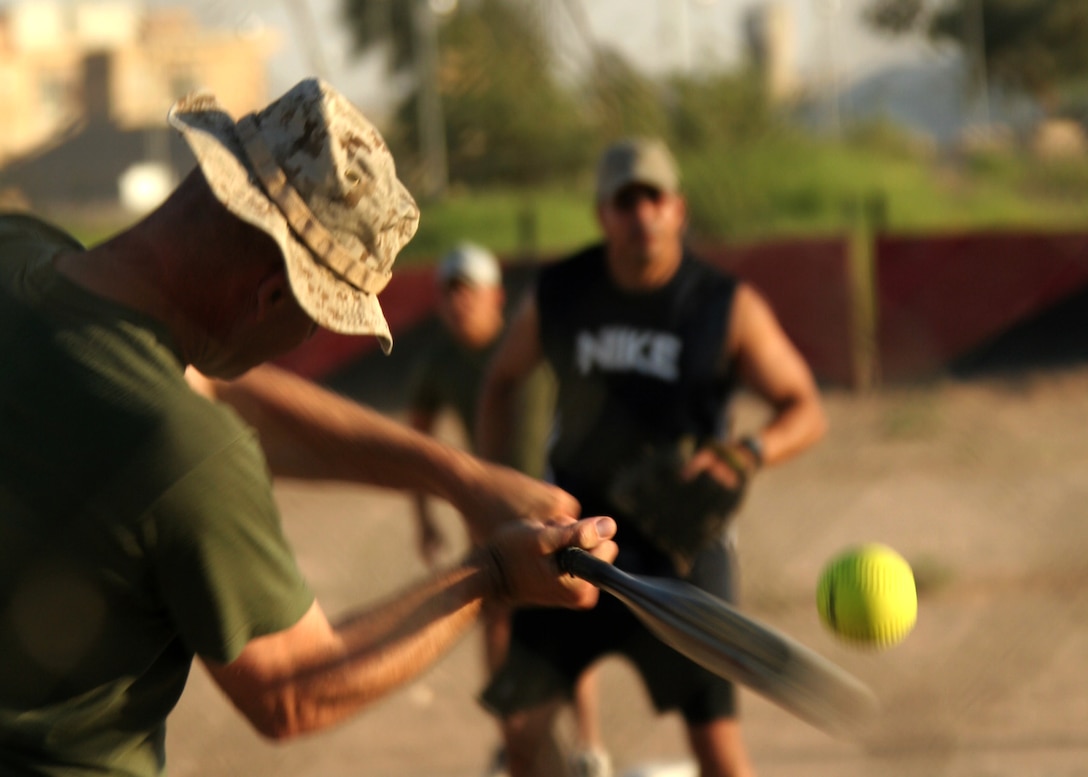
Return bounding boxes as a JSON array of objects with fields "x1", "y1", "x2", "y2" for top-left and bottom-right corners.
[
  {"x1": 477, "y1": 138, "x2": 828, "y2": 777},
  {"x1": 407, "y1": 243, "x2": 608, "y2": 777}
]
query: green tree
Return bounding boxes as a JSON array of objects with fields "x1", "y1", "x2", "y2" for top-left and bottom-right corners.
[
  {"x1": 863, "y1": 0, "x2": 1088, "y2": 104},
  {"x1": 341, "y1": 0, "x2": 592, "y2": 189},
  {"x1": 578, "y1": 47, "x2": 670, "y2": 142},
  {"x1": 433, "y1": 0, "x2": 592, "y2": 185},
  {"x1": 862, "y1": 0, "x2": 926, "y2": 34},
  {"x1": 341, "y1": 0, "x2": 414, "y2": 69},
  {"x1": 666, "y1": 69, "x2": 774, "y2": 149}
]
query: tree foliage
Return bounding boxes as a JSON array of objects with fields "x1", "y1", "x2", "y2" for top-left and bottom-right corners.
[
  {"x1": 341, "y1": 0, "x2": 415, "y2": 70},
  {"x1": 863, "y1": 0, "x2": 1088, "y2": 102},
  {"x1": 342, "y1": 0, "x2": 593, "y2": 189},
  {"x1": 434, "y1": 0, "x2": 593, "y2": 185},
  {"x1": 580, "y1": 47, "x2": 670, "y2": 142},
  {"x1": 667, "y1": 69, "x2": 774, "y2": 149},
  {"x1": 339, "y1": 0, "x2": 781, "y2": 194},
  {"x1": 863, "y1": 0, "x2": 926, "y2": 34}
]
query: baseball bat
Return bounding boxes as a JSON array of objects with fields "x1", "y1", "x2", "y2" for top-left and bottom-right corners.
[{"x1": 556, "y1": 547, "x2": 877, "y2": 735}]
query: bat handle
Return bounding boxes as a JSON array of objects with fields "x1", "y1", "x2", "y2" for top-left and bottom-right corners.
[{"x1": 555, "y1": 546, "x2": 604, "y2": 584}]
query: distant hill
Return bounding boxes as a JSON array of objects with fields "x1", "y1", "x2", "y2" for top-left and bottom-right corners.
[{"x1": 805, "y1": 51, "x2": 1042, "y2": 147}]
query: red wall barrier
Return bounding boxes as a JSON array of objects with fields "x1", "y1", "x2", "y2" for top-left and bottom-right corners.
[
  {"x1": 697, "y1": 237, "x2": 855, "y2": 387},
  {"x1": 274, "y1": 265, "x2": 439, "y2": 381},
  {"x1": 876, "y1": 232, "x2": 1088, "y2": 381},
  {"x1": 274, "y1": 231, "x2": 1088, "y2": 389},
  {"x1": 275, "y1": 240, "x2": 856, "y2": 386}
]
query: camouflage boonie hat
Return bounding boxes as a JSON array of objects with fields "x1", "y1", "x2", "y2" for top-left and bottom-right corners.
[{"x1": 167, "y1": 78, "x2": 419, "y2": 354}]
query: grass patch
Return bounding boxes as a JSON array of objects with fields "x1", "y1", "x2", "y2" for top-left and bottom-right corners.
[{"x1": 403, "y1": 187, "x2": 598, "y2": 264}]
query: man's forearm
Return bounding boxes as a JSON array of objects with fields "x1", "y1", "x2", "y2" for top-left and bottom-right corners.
[
  {"x1": 193, "y1": 364, "x2": 580, "y2": 540},
  {"x1": 206, "y1": 364, "x2": 483, "y2": 501},
  {"x1": 300, "y1": 517, "x2": 611, "y2": 735},
  {"x1": 300, "y1": 561, "x2": 493, "y2": 734},
  {"x1": 211, "y1": 517, "x2": 616, "y2": 740},
  {"x1": 759, "y1": 394, "x2": 828, "y2": 467},
  {"x1": 212, "y1": 557, "x2": 493, "y2": 739}
]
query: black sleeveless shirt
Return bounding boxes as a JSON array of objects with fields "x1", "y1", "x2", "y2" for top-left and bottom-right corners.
[{"x1": 537, "y1": 243, "x2": 739, "y2": 508}]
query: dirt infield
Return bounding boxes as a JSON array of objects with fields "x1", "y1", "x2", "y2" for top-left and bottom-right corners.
[{"x1": 165, "y1": 366, "x2": 1088, "y2": 777}]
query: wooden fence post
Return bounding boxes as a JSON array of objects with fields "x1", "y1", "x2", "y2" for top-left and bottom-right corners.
[{"x1": 846, "y1": 193, "x2": 882, "y2": 391}]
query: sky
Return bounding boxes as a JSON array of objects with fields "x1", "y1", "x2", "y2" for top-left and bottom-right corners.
[
  {"x1": 2, "y1": 0, "x2": 936, "y2": 119},
  {"x1": 131, "y1": 0, "x2": 933, "y2": 105}
]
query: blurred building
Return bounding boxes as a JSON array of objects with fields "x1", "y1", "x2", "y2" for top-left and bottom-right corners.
[
  {"x1": 743, "y1": 2, "x2": 797, "y2": 103},
  {"x1": 0, "y1": 0, "x2": 279, "y2": 210}
]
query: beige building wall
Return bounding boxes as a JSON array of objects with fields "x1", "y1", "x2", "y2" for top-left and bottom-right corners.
[
  {"x1": 744, "y1": 2, "x2": 798, "y2": 103},
  {"x1": 0, "y1": 1, "x2": 278, "y2": 164}
]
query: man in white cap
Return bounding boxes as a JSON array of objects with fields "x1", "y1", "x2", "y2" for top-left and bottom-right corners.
[
  {"x1": 406, "y1": 242, "x2": 608, "y2": 776},
  {"x1": 409, "y1": 241, "x2": 532, "y2": 561},
  {"x1": 0, "y1": 78, "x2": 617, "y2": 777},
  {"x1": 476, "y1": 138, "x2": 827, "y2": 777}
]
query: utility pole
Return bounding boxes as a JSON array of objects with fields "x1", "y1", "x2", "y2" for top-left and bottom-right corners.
[
  {"x1": 677, "y1": 0, "x2": 692, "y2": 74},
  {"x1": 413, "y1": 0, "x2": 448, "y2": 201},
  {"x1": 815, "y1": 0, "x2": 842, "y2": 137},
  {"x1": 282, "y1": 0, "x2": 332, "y2": 80},
  {"x1": 965, "y1": 0, "x2": 991, "y2": 128}
]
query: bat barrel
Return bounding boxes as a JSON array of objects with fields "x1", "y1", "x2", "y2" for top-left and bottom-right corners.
[{"x1": 556, "y1": 547, "x2": 878, "y2": 736}]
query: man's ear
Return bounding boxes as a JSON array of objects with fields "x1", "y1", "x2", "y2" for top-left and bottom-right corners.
[
  {"x1": 676, "y1": 194, "x2": 689, "y2": 229},
  {"x1": 255, "y1": 268, "x2": 290, "y2": 322}
]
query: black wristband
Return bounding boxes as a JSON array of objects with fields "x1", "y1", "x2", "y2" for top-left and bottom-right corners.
[
  {"x1": 471, "y1": 544, "x2": 513, "y2": 603},
  {"x1": 739, "y1": 435, "x2": 764, "y2": 469},
  {"x1": 708, "y1": 441, "x2": 752, "y2": 484}
]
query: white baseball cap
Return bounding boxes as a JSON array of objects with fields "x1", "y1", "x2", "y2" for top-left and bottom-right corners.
[{"x1": 437, "y1": 242, "x2": 501, "y2": 287}]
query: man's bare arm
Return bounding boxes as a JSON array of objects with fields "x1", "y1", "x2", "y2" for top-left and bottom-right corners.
[
  {"x1": 684, "y1": 283, "x2": 826, "y2": 487},
  {"x1": 186, "y1": 362, "x2": 578, "y2": 540},
  {"x1": 203, "y1": 515, "x2": 617, "y2": 740},
  {"x1": 728, "y1": 283, "x2": 828, "y2": 466}
]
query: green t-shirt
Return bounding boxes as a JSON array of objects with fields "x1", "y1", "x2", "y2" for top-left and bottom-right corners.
[
  {"x1": 0, "y1": 215, "x2": 315, "y2": 776},
  {"x1": 409, "y1": 328, "x2": 555, "y2": 478}
]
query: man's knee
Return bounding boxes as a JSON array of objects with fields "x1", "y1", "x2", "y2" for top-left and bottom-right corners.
[
  {"x1": 502, "y1": 702, "x2": 565, "y2": 777},
  {"x1": 685, "y1": 716, "x2": 755, "y2": 777}
]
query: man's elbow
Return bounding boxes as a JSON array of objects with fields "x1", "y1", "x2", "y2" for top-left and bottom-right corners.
[
  {"x1": 235, "y1": 687, "x2": 305, "y2": 742},
  {"x1": 778, "y1": 392, "x2": 829, "y2": 451},
  {"x1": 245, "y1": 690, "x2": 344, "y2": 742},
  {"x1": 805, "y1": 395, "x2": 830, "y2": 447}
]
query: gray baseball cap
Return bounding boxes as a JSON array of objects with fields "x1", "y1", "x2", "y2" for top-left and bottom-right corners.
[
  {"x1": 437, "y1": 242, "x2": 501, "y2": 287},
  {"x1": 595, "y1": 137, "x2": 680, "y2": 203},
  {"x1": 168, "y1": 78, "x2": 419, "y2": 354}
]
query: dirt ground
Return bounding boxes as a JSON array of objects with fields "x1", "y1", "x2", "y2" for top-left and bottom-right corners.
[{"x1": 165, "y1": 365, "x2": 1088, "y2": 777}]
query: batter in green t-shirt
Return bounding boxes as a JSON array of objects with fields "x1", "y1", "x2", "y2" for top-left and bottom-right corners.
[
  {"x1": 0, "y1": 214, "x2": 314, "y2": 776},
  {"x1": 0, "y1": 78, "x2": 617, "y2": 777}
]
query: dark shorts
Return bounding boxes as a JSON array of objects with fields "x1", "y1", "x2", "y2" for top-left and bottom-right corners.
[{"x1": 480, "y1": 526, "x2": 739, "y2": 726}]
